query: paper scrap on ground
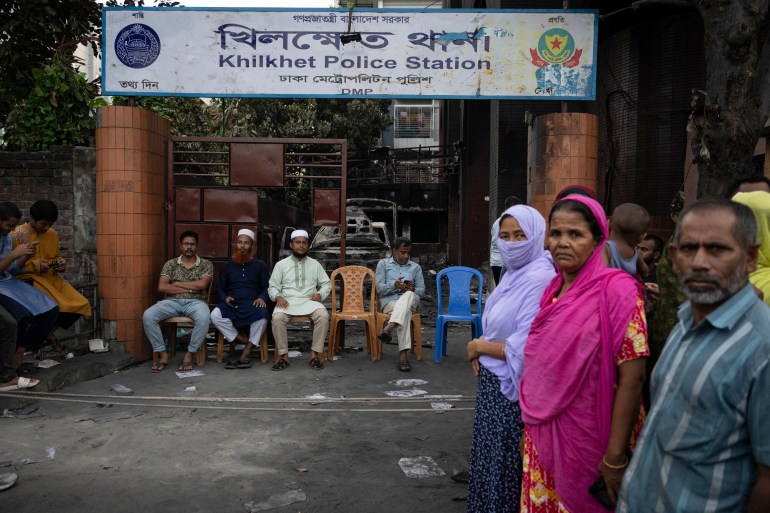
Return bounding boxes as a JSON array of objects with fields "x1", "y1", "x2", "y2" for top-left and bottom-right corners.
[
  {"x1": 175, "y1": 370, "x2": 205, "y2": 378},
  {"x1": 78, "y1": 412, "x2": 143, "y2": 424},
  {"x1": 287, "y1": 350, "x2": 302, "y2": 358},
  {"x1": 244, "y1": 489, "x2": 306, "y2": 512},
  {"x1": 398, "y1": 456, "x2": 446, "y2": 478},
  {"x1": 389, "y1": 379, "x2": 428, "y2": 387},
  {"x1": 110, "y1": 384, "x2": 133, "y2": 395},
  {"x1": 177, "y1": 386, "x2": 197, "y2": 397},
  {"x1": 304, "y1": 393, "x2": 327, "y2": 400},
  {"x1": 18, "y1": 447, "x2": 56, "y2": 465},
  {"x1": 431, "y1": 402, "x2": 455, "y2": 410},
  {"x1": 2, "y1": 406, "x2": 45, "y2": 419},
  {"x1": 36, "y1": 359, "x2": 60, "y2": 369},
  {"x1": 424, "y1": 394, "x2": 463, "y2": 399},
  {"x1": 385, "y1": 389, "x2": 427, "y2": 398}
]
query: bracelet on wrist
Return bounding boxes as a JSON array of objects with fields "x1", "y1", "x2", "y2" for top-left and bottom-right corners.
[{"x1": 602, "y1": 455, "x2": 629, "y2": 469}]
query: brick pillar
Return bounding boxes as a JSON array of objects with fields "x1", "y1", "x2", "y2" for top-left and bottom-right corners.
[
  {"x1": 95, "y1": 106, "x2": 169, "y2": 360},
  {"x1": 527, "y1": 113, "x2": 599, "y2": 219}
]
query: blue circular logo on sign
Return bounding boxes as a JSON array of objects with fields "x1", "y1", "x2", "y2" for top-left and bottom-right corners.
[{"x1": 115, "y1": 24, "x2": 161, "y2": 69}]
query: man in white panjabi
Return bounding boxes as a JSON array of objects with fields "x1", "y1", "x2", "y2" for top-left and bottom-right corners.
[{"x1": 268, "y1": 229, "x2": 331, "y2": 371}]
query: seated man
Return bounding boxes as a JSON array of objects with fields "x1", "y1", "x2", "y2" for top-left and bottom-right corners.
[
  {"x1": 0, "y1": 201, "x2": 57, "y2": 386},
  {"x1": 210, "y1": 229, "x2": 270, "y2": 369},
  {"x1": 268, "y1": 229, "x2": 330, "y2": 371},
  {"x1": 376, "y1": 237, "x2": 425, "y2": 372},
  {"x1": 142, "y1": 230, "x2": 213, "y2": 372},
  {"x1": 12, "y1": 200, "x2": 92, "y2": 337}
]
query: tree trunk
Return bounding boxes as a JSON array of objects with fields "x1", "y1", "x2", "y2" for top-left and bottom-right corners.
[{"x1": 689, "y1": 0, "x2": 770, "y2": 198}]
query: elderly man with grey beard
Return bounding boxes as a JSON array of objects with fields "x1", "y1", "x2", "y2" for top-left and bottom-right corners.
[{"x1": 617, "y1": 199, "x2": 770, "y2": 513}]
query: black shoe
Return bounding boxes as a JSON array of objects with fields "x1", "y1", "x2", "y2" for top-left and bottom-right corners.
[{"x1": 378, "y1": 330, "x2": 392, "y2": 343}]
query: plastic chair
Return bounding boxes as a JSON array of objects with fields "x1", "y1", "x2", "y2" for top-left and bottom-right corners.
[
  {"x1": 327, "y1": 266, "x2": 377, "y2": 361},
  {"x1": 434, "y1": 266, "x2": 484, "y2": 362}
]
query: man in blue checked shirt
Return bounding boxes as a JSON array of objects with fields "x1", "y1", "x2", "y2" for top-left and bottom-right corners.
[
  {"x1": 375, "y1": 237, "x2": 425, "y2": 373},
  {"x1": 617, "y1": 199, "x2": 770, "y2": 513}
]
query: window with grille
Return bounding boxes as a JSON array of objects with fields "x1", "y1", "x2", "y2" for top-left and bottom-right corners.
[{"x1": 394, "y1": 105, "x2": 434, "y2": 139}]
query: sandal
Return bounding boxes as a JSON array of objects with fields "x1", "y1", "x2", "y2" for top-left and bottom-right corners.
[
  {"x1": 151, "y1": 361, "x2": 168, "y2": 373},
  {"x1": 309, "y1": 357, "x2": 324, "y2": 370},
  {"x1": 225, "y1": 359, "x2": 239, "y2": 369},
  {"x1": 178, "y1": 361, "x2": 194, "y2": 372},
  {"x1": 378, "y1": 330, "x2": 392, "y2": 343},
  {"x1": 236, "y1": 359, "x2": 252, "y2": 369},
  {"x1": 271, "y1": 359, "x2": 290, "y2": 371},
  {"x1": 397, "y1": 359, "x2": 411, "y2": 372}
]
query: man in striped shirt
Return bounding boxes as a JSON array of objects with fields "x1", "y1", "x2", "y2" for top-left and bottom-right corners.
[{"x1": 617, "y1": 199, "x2": 770, "y2": 512}]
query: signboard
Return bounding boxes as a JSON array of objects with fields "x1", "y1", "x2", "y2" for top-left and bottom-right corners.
[{"x1": 102, "y1": 8, "x2": 598, "y2": 100}]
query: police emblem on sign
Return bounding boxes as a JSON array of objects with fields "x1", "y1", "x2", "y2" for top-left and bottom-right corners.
[
  {"x1": 115, "y1": 24, "x2": 161, "y2": 69},
  {"x1": 529, "y1": 28, "x2": 582, "y2": 69}
]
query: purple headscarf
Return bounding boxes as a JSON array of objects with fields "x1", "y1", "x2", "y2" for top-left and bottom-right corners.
[{"x1": 479, "y1": 205, "x2": 556, "y2": 402}]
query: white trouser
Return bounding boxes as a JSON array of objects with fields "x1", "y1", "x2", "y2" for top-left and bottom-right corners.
[
  {"x1": 382, "y1": 291, "x2": 419, "y2": 352},
  {"x1": 210, "y1": 308, "x2": 267, "y2": 346}
]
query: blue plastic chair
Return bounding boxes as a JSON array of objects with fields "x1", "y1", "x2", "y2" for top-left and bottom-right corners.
[{"x1": 434, "y1": 266, "x2": 484, "y2": 362}]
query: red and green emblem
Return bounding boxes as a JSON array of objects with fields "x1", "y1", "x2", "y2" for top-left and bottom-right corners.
[{"x1": 530, "y1": 28, "x2": 582, "y2": 68}]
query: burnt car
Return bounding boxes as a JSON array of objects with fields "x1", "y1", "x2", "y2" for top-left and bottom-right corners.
[{"x1": 309, "y1": 205, "x2": 391, "y2": 270}]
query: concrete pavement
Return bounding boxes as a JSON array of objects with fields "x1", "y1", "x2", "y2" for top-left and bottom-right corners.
[{"x1": 0, "y1": 324, "x2": 479, "y2": 513}]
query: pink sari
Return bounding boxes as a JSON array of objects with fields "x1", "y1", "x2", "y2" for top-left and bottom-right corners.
[{"x1": 519, "y1": 195, "x2": 641, "y2": 512}]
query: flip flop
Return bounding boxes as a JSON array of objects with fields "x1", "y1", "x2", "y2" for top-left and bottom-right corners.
[
  {"x1": 178, "y1": 361, "x2": 194, "y2": 372},
  {"x1": 309, "y1": 357, "x2": 324, "y2": 370},
  {"x1": 0, "y1": 472, "x2": 17, "y2": 491},
  {"x1": 236, "y1": 360, "x2": 252, "y2": 369},
  {"x1": 271, "y1": 359, "x2": 290, "y2": 371},
  {"x1": 150, "y1": 361, "x2": 168, "y2": 373},
  {"x1": 0, "y1": 377, "x2": 40, "y2": 391}
]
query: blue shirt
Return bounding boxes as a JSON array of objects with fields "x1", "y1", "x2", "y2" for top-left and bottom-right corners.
[
  {"x1": 375, "y1": 257, "x2": 425, "y2": 309},
  {"x1": 618, "y1": 284, "x2": 770, "y2": 513},
  {"x1": 0, "y1": 233, "x2": 23, "y2": 281}
]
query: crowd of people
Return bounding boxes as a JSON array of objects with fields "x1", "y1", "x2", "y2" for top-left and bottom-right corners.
[
  {"x1": 3, "y1": 176, "x2": 770, "y2": 510},
  {"x1": 469, "y1": 180, "x2": 770, "y2": 512}
]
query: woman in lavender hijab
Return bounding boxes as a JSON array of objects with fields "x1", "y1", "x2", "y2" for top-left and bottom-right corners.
[{"x1": 466, "y1": 205, "x2": 556, "y2": 513}]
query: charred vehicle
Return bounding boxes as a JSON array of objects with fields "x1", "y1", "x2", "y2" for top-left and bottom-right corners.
[{"x1": 309, "y1": 204, "x2": 392, "y2": 270}]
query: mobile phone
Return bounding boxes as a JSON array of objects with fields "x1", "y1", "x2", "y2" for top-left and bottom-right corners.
[
  {"x1": 404, "y1": 280, "x2": 413, "y2": 285},
  {"x1": 588, "y1": 476, "x2": 614, "y2": 510}
]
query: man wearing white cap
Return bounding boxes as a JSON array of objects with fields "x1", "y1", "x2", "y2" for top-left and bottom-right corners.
[
  {"x1": 268, "y1": 229, "x2": 331, "y2": 370},
  {"x1": 210, "y1": 228, "x2": 270, "y2": 369}
]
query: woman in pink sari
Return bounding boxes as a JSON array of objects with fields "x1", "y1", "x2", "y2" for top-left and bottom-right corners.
[{"x1": 519, "y1": 195, "x2": 648, "y2": 512}]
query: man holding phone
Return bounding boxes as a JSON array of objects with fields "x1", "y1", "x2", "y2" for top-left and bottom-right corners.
[
  {"x1": 375, "y1": 237, "x2": 425, "y2": 372},
  {"x1": 12, "y1": 200, "x2": 92, "y2": 336}
]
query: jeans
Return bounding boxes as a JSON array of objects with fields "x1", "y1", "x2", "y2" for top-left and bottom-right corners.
[{"x1": 142, "y1": 299, "x2": 210, "y2": 353}]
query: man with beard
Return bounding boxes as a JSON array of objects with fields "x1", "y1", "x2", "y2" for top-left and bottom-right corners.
[
  {"x1": 376, "y1": 237, "x2": 425, "y2": 372},
  {"x1": 142, "y1": 231, "x2": 213, "y2": 372},
  {"x1": 268, "y1": 229, "x2": 330, "y2": 371},
  {"x1": 617, "y1": 199, "x2": 770, "y2": 513},
  {"x1": 210, "y1": 229, "x2": 269, "y2": 369}
]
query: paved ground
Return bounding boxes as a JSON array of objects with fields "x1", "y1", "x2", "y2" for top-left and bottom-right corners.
[{"x1": 0, "y1": 323, "x2": 479, "y2": 513}]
